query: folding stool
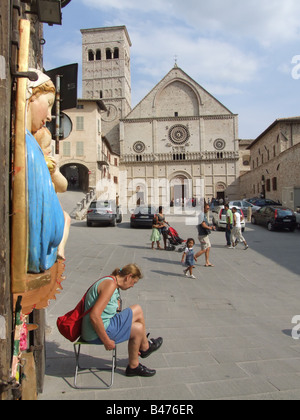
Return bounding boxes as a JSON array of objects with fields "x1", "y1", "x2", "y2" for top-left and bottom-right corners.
[{"x1": 73, "y1": 338, "x2": 117, "y2": 389}]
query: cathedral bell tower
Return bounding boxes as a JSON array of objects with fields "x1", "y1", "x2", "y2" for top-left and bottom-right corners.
[{"x1": 81, "y1": 26, "x2": 132, "y2": 153}]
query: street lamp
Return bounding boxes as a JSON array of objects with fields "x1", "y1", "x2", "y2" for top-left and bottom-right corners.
[
  {"x1": 36, "y1": 0, "x2": 62, "y2": 25},
  {"x1": 22, "y1": 0, "x2": 72, "y2": 25}
]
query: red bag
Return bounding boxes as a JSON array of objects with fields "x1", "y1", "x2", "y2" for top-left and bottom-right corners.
[
  {"x1": 57, "y1": 276, "x2": 116, "y2": 342},
  {"x1": 56, "y1": 294, "x2": 92, "y2": 342}
]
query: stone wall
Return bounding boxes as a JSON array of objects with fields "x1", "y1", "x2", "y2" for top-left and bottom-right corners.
[{"x1": 239, "y1": 121, "x2": 300, "y2": 203}]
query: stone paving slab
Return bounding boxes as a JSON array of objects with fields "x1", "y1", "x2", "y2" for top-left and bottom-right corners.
[{"x1": 39, "y1": 195, "x2": 300, "y2": 400}]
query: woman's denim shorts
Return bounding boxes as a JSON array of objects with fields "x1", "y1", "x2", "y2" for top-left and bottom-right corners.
[{"x1": 88, "y1": 307, "x2": 133, "y2": 345}]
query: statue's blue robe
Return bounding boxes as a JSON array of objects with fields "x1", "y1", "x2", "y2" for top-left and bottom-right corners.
[{"x1": 26, "y1": 130, "x2": 65, "y2": 273}]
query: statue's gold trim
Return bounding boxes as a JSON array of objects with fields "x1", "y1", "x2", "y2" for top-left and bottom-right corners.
[{"x1": 11, "y1": 19, "x2": 30, "y2": 293}]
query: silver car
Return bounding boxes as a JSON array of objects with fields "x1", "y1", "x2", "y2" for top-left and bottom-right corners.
[
  {"x1": 86, "y1": 200, "x2": 122, "y2": 227},
  {"x1": 228, "y1": 200, "x2": 255, "y2": 216}
]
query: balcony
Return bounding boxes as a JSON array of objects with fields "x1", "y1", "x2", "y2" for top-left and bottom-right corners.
[
  {"x1": 97, "y1": 152, "x2": 109, "y2": 166},
  {"x1": 120, "y1": 150, "x2": 239, "y2": 164}
]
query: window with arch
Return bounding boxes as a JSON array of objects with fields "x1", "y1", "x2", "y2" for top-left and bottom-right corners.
[
  {"x1": 96, "y1": 49, "x2": 101, "y2": 60},
  {"x1": 106, "y1": 48, "x2": 112, "y2": 60},
  {"x1": 88, "y1": 50, "x2": 94, "y2": 61},
  {"x1": 114, "y1": 47, "x2": 119, "y2": 59}
]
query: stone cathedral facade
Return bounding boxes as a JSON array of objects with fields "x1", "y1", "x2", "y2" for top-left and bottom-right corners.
[{"x1": 81, "y1": 25, "x2": 240, "y2": 208}]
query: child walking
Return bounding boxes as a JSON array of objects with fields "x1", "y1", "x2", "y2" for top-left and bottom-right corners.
[{"x1": 181, "y1": 238, "x2": 197, "y2": 278}]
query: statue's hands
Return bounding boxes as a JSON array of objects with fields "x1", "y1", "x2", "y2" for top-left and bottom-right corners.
[{"x1": 45, "y1": 156, "x2": 57, "y2": 174}]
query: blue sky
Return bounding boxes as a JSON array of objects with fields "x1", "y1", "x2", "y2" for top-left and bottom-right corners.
[{"x1": 43, "y1": 0, "x2": 300, "y2": 140}]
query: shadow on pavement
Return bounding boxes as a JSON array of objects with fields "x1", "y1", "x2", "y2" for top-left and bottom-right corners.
[
  {"x1": 44, "y1": 341, "x2": 129, "y2": 390},
  {"x1": 236, "y1": 224, "x2": 300, "y2": 276}
]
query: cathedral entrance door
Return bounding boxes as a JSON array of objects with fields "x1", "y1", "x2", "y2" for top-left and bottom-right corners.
[
  {"x1": 170, "y1": 175, "x2": 189, "y2": 207},
  {"x1": 215, "y1": 182, "x2": 226, "y2": 204}
]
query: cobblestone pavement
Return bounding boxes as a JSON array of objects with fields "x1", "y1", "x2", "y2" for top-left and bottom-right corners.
[{"x1": 39, "y1": 193, "x2": 300, "y2": 400}]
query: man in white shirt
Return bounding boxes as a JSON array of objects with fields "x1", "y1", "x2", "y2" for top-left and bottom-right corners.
[{"x1": 231, "y1": 207, "x2": 249, "y2": 250}]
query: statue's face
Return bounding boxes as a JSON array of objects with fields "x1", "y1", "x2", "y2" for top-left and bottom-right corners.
[{"x1": 29, "y1": 92, "x2": 55, "y2": 134}]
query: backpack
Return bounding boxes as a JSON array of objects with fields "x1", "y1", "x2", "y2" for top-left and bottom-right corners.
[
  {"x1": 56, "y1": 276, "x2": 115, "y2": 342},
  {"x1": 197, "y1": 212, "x2": 211, "y2": 236}
]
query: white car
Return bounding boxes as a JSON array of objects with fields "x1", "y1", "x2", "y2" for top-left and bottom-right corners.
[{"x1": 211, "y1": 205, "x2": 246, "y2": 232}]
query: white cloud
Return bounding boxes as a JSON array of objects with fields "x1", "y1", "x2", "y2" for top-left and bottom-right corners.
[
  {"x1": 44, "y1": 41, "x2": 82, "y2": 72},
  {"x1": 42, "y1": 0, "x2": 300, "y2": 140},
  {"x1": 277, "y1": 62, "x2": 292, "y2": 76},
  {"x1": 170, "y1": 0, "x2": 300, "y2": 45},
  {"x1": 78, "y1": 0, "x2": 299, "y2": 90},
  {"x1": 81, "y1": 0, "x2": 168, "y2": 12},
  {"x1": 81, "y1": 0, "x2": 300, "y2": 46},
  {"x1": 205, "y1": 84, "x2": 244, "y2": 97},
  {"x1": 76, "y1": 0, "x2": 263, "y2": 107},
  {"x1": 130, "y1": 25, "x2": 260, "y2": 84}
]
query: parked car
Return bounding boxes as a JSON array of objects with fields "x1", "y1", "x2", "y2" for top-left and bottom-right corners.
[
  {"x1": 229, "y1": 200, "x2": 254, "y2": 216},
  {"x1": 86, "y1": 200, "x2": 122, "y2": 227},
  {"x1": 295, "y1": 211, "x2": 300, "y2": 229},
  {"x1": 244, "y1": 197, "x2": 259, "y2": 204},
  {"x1": 251, "y1": 206, "x2": 297, "y2": 231},
  {"x1": 250, "y1": 198, "x2": 282, "y2": 208},
  {"x1": 212, "y1": 205, "x2": 245, "y2": 232},
  {"x1": 130, "y1": 205, "x2": 156, "y2": 228}
]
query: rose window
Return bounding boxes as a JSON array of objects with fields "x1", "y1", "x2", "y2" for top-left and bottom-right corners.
[
  {"x1": 168, "y1": 125, "x2": 190, "y2": 145},
  {"x1": 214, "y1": 139, "x2": 226, "y2": 150},
  {"x1": 133, "y1": 141, "x2": 146, "y2": 153}
]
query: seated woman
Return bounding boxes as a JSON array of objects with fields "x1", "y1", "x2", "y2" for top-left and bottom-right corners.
[{"x1": 81, "y1": 264, "x2": 163, "y2": 377}]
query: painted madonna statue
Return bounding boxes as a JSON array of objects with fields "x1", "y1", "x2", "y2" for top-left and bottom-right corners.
[{"x1": 25, "y1": 69, "x2": 66, "y2": 273}]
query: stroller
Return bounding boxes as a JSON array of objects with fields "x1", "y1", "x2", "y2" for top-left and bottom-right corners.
[{"x1": 165, "y1": 224, "x2": 186, "y2": 252}]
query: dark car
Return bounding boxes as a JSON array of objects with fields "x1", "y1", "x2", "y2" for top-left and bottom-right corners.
[
  {"x1": 251, "y1": 198, "x2": 282, "y2": 207},
  {"x1": 86, "y1": 200, "x2": 122, "y2": 227},
  {"x1": 130, "y1": 205, "x2": 156, "y2": 228},
  {"x1": 244, "y1": 197, "x2": 259, "y2": 204},
  {"x1": 251, "y1": 206, "x2": 297, "y2": 232}
]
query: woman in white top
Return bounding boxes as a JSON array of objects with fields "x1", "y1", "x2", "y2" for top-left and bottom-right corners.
[{"x1": 231, "y1": 207, "x2": 249, "y2": 250}]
